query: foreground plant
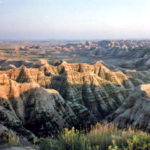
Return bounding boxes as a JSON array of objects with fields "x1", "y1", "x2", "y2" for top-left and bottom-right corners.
[{"x1": 38, "y1": 123, "x2": 150, "y2": 150}]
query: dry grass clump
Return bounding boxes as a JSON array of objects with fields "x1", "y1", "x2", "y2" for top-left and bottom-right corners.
[
  {"x1": 0, "y1": 131, "x2": 20, "y2": 148},
  {"x1": 39, "y1": 122, "x2": 150, "y2": 150}
]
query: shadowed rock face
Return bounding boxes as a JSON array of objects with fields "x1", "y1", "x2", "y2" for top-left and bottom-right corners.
[
  {"x1": 1, "y1": 61, "x2": 150, "y2": 140},
  {"x1": 0, "y1": 79, "x2": 86, "y2": 138},
  {"x1": 107, "y1": 84, "x2": 150, "y2": 131}
]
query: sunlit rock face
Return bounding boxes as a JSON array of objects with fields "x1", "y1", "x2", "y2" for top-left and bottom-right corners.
[{"x1": 1, "y1": 61, "x2": 150, "y2": 139}]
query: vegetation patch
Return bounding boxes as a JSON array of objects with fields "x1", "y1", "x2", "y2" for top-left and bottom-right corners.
[{"x1": 38, "y1": 123, "x2": 150, "y2": 150}]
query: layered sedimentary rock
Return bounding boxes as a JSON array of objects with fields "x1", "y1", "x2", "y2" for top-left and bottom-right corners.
[
  {"x1": 1, "y1": 62, "x2": 133, "y2": 119},
  {"x1": 1, "y1": 61, "x2": 150, "y2": 140},
  {"x1": 107, "y1": 84, "x2": 150, "y2": 131},
  {"x1": 0, "y1": 79, "x2": 78, "y2": 139}
]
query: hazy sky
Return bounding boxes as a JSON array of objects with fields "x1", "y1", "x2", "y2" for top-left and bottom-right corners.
[{"x1": 0, "y1": 0, "x2": 150, "y2": 40}]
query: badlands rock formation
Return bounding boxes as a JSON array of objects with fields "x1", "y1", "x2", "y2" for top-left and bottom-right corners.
[
  {"x1": 0, "y1": 61, "x2": 150, "y2": 141},
  {"x1": 107, "y1": 84, "x2": 150, "y2": 131}
]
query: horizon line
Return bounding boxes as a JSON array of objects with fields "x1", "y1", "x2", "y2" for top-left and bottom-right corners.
[{"x1": 1, "y1": 38, "x2": 150, "y2": 42}]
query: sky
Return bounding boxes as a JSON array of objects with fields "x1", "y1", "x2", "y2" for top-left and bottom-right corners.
[{"x1": 0, "y1": 0, "x2": 150, "y2": 40}]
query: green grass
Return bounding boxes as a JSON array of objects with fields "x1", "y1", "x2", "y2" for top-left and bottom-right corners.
[{"x1": 38, "y1": 123, "x2": 150, "y2": 150}]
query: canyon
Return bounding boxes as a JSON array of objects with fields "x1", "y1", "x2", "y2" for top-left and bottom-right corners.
[{"x1": 0, "y1": 55, "x2": 150, "y2": 142}]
